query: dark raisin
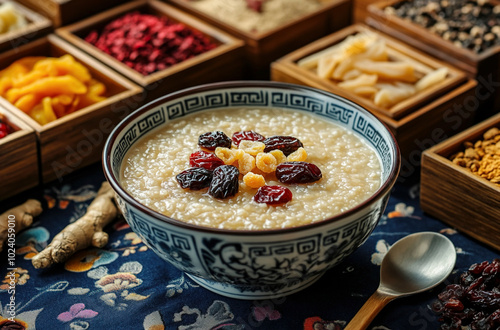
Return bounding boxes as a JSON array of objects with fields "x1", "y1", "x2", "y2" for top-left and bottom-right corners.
[
  {"x1": 276, "y1": 162, "x2": 322, "y2": 183},
  {"x1": 254, "y1": 185, "x2": 292, "y2": 205},
  {"x1": 209, "y1": 165, "x2": 239, "y2": 199},
  {"x1": 232, "y1": 130, "x2": 265, "y2": 146},
  {"x1": 433, "y1": 259, "x2": 500, "y2": 329},
  {"x1": 189, "y1": 150, "x2": 224, "y2": 170},
  {"x1": 198, "y1": 131, "x2": 232, "y2": 150},
  {"x1": 444, "y1": 298, "x2": 465, "y2": 311},
  {"x1": 176, "y1": 168, "x2": 213, "y2": 190},
  {"x1": 263, "y1": 136, "x2": 303, "y2": 156}
]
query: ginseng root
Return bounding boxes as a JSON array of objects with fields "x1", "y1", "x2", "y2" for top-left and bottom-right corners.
[
  {"x1": 32, "y1": 182, "x2": 119, "y2": 269},
  {"x1": 0, "y1": 199, "x2": 42, "y2": 252}
]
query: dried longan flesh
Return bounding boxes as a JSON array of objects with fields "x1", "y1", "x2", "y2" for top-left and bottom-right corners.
[
  {"x1": 243, "y1": 172, "x2": 266, "y2": 189},
  {"x1": 239, "y1": 140, "x2": 265, "y2": 156},
  {"x1": 287, "y1": 147, "x2": 307, "y2": 162},
  {"x1": 269, "y1": 149, "x2": 287, "y2": 164},
  {"x1": 238, "y1": 152, "x2": 256, "y2": 175},
  {"x1": 215, "y1": 147, "x2": 243, "y2": 165},
  {"x1": 256, "y1": 152, "x2": 278, "y2": 173}
]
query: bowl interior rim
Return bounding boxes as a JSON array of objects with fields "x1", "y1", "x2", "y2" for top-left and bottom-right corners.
[{"x1": 103, "y1": 80, "x2": 401, "y2": 236}]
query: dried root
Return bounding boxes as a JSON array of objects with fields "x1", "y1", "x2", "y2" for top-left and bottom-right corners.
[
  {"x1": 32, "y1": 182, "x2": 119, "y2": 269},
  {"x1": 0, "y1": 199, "x2": 42, "y2": 252}
]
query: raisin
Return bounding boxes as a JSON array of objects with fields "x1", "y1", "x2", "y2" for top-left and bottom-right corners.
[
  {"x1": 433, "y1": 259, "x2": 500, "y2": 329},
  {"x1": 209, "y1": 165, "x2": 239, "y2": 199},
  {"x1": 198, "y1": 131, "x2": 232, "y2": 151},
  {"x1": 189, "y1": 150, "x2": 224, "y2": 170},
  {"x1": 263, "y1": 136, "x2": 303, "y2": 156},
  {"x1": 254, "y1": 186, "x2": 292, "y2": 205},
  {"x1": 176, "y1": 168, "x2": 213, "y2": 190},
  {"x1": 276, "y1": 162, "x2": 322, "y2": 183},
  {"x1": 444, "y1": 298, "x2": 465, "y2": 311},
  {"x1": 232, "y1": 130, "x2": 265, "y2": 146}
]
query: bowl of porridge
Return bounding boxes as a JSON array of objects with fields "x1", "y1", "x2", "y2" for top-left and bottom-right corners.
[{"x1": 103, "y1": 81, "x2": 400, "y2": 299}]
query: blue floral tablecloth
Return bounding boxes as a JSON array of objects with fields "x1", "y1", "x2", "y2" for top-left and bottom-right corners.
[{"x1": 1, "y1": 162, "x2": 499, "y2": 330}]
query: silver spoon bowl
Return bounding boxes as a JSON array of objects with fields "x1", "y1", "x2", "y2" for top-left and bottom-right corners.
[{"x1": 345, "y1": 231, "x2": 456, "y2": 330}]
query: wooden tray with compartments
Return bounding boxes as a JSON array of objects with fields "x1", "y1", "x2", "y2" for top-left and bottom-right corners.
[
  {"x1": 0, "y1": 34, "x2": 143, "y2": 184},
  {"x1": 0, "y1": 0, "x2": 52, "y2": 53},
  {"x1": 167, "y1": 0, "x2": 352, "y2": 78},
  {"x1": 0, "y1": 107, "x2": 39, "y2": 200},
  {"x1": 271, "y1": 24, "x2": 478, "y2": 165},
  {"x1": 56, "y1": 0, "x2": 245, "y2": 103},
  {"x1": 421, "y1": 112, "x2": 500, "y2": 251}
]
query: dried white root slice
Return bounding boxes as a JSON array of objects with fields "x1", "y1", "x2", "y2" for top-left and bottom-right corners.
[
  {"x1": 354, "y1": 59, "x2": 417, "y2": 82},
  {"x1": 415, "y1": 67, "x2": 448, "y2": 91},
  {"x1": 337, "y1": 74, "x2": 378, "y2": 91},
  {"x1": 374, "y1": 82, "x2": 416, "y2": 108}
]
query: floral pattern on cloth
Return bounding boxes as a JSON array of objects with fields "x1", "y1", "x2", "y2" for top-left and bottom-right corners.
[{"x1": 0, "y1": 164, "x2": 498, "y2": 329}]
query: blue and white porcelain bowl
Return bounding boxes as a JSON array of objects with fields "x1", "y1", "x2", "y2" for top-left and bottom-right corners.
[{"x1": 103, "y1": 81, "x2": 400, "y2": 300}]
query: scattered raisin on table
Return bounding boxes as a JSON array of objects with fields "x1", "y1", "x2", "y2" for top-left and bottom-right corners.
[
  {"x1": 198, "y1": 131, "x2": 232, "y2": 151},
  {"x1": 276, "y1": 162, "x2": 322, "y2": 183},
  {"x1": 254, "y1": 185, "x2": 293, "y2": 205},
  {"x1": 176, "y1": 167, "x2": 213, "y2": 190},
  {"x1": 209, "y1": 165, "x2": 239, "y2": 199},
  {"x1": 263, "y1": 136, "x2": 303, "y2": 156},
  {"x1": 432, "y1": 259, "x2": 500, "y2": 329},
  {"x1": 232, "y1": 130, "x2": 266, "y2": 146},
  {"x1": 189, "y1": 150, "x2": 224, "y2": 170}
]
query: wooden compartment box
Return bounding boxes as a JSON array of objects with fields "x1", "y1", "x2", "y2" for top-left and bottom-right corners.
[
  {"x1": 421, "y1": 112, "x2": 500, "y2": 251},
  {"x1": 167, "y1": 0, "x2": 352, "y2": 78},
  {"x1": 366, "y1": 0, "x2": 500, "y2": 110},
  {"x1": 15, "y1": 0, "x2": 126, "y2": 27},
  {"x1": 271, "y1": 24, "x2": 478, "y2": 163},
  {"x1": 0, "y1": 108, "x2": 39, "y2": 201},
  {"x1": 0, "y1": 0, "x2": 52, "y2": 53},
  {"x1": 56, "y1": 0, "x2": 245, "y2": 103},
  {"x1": 0, "y1": 34, "x2": 143, "y2": 184}
]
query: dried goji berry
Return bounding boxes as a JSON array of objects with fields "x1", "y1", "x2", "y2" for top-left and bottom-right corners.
[
  {"x1": 84, "y1": 12, "x2": 217, "y2": 76},
  {"x1": 0, "y1": 120, "x2": 12, "y2": 139}
]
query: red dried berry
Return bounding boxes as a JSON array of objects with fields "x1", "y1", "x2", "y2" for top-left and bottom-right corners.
[
  {"x1": 0, "y1": 121, "x2": 12, "y2": 139},
  {"x1": 198, "y1": 131, "x2": 232, "y2": 151},
  {"x1": 433, "y1": 259, "x2": 500, "y2": 329},
  {"x1": 176, "y1": 167, "x2": 213, "y2": 190},
  {"x1": 189, "y1": 150, "x2": 224, "y2": 170},
  {"x1": 84, "y1": 12, "x2": 217, "y2": 76},
  {"x1": 276, "y1": 162, "x2": 322, "y2": 184},
  {"x1": 254, "y1": 185, "x2": 292, "y2": 205},
  {"x1": 245, "y1": 0, "x2": 265, "y2": 12},
  {"x1": 209, "y1": 165, "x2": 239, "y2": 199},
  {"x1": 232, "y1": 130, "x2": 265, "y2": 146},
  {"x1": 263, "y1": 136, "x2": 303, "y2": 156},
  {"x1": 444, "y1": 298, "x2": 465, "y2": 311}
]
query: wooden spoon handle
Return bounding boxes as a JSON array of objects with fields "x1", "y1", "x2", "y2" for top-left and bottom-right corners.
[{"x1": 344, "y1": 290, "x2": 396, "y2": 330}]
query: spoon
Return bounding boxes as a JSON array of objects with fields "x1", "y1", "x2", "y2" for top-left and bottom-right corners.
[{"x1": 344, "y1": 231, "x2": 456, "y2": 330}]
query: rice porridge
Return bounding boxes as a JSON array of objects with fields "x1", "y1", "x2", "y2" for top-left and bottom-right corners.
[{"x1": 121, "y1": 108, "x2": 382, "y2": 230}]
